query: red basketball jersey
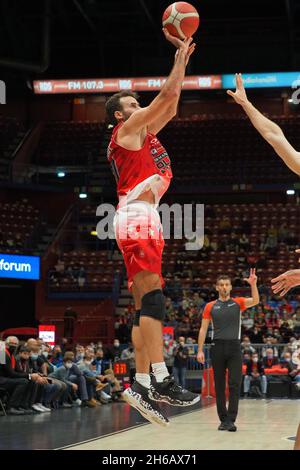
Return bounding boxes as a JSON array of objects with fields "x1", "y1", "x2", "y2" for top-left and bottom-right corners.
[{"x1": 107, "y1": 123, "x2": 173, "y2": 207}]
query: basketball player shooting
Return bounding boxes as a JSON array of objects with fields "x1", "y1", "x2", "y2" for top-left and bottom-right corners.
[{"x1": 105, "y1": 29, "x2": 199, "y2": 427}]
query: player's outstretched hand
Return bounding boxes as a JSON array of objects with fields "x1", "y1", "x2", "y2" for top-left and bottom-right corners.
[
  {"x1": 271, "y1": 269, "x2": 300, "y2": 297},
  {"x1": 227, "y1": 73, "x2": 249, "y2": 106},
  {"x1": 243, "y1": 268, "x2": 257, "y2": 286},
  {"x1": 163, "y1": 28, "x2": 195, "y2": 63}
]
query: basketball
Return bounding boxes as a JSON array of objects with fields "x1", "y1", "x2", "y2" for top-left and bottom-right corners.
[{"x1": 162, "y1": 2, "x2": 200, "y2": 40}]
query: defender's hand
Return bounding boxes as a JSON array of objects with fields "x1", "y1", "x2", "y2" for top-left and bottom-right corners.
[
  {"x1": 227, "y1": 73, "x2": 249, "y2": 106},
  {"x1": 271, "y1": 269, "x2": 300, "y2": 297}
]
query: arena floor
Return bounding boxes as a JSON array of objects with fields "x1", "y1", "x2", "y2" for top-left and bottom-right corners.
[
  {"x1": 1, "y1": 399, "x2": 298, "y2": 450},
  {"x1": 63, "y1": 399, "x2": 298, "y2": 451}
]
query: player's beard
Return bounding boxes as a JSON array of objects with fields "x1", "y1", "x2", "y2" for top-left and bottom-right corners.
[{"x1": 122, "y1": 111, "x2": 133, "y2": 122}]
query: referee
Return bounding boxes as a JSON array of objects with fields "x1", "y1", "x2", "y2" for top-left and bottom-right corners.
[{"x1": 197, "y1": 269, "x2": 259, "y2": 432}]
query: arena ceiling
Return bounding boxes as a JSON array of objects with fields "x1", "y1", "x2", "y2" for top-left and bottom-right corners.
[{"x1": 0, "y1": 0, "x2": 299, "y2": 92}]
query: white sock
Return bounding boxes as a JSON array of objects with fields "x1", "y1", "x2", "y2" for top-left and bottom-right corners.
[
  {"x1": 135, "y1": 373, "x2": 151, "y2": 389},
  {"x1": 152, "y1": 362, "x2": 169, "y2": 383}
]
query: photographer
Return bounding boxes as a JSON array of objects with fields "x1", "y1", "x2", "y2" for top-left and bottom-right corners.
[{"x1": 173, "y1": 337, "x2": 188, "y2": 388}]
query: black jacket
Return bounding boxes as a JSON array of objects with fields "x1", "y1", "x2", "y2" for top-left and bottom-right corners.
[
  {"x1": 0, "y1": 351, "x2": 30, "y2": 380},
  {"x1": 246, "y1": 360, "x2": 265, "y2": 376}
]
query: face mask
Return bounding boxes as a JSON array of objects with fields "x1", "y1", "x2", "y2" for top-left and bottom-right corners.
[
  {"x1": 267, "y1": 355, "x2": 273, "y2": 359},
  {"x1": 31, "y1": 354, "x2": 38, "y2": 360},
  {"x1": 8, "y1": 344, "x2": 17, "y2": 353},
  {"x1": 65, "y1": 362, "x2": 73, "y2": 369},
  {"x1": 252, "y1": 358, "x2": 258, "y2": 363},
  {"x1": 114, "y1": 343, "x2": 120, "y2": 348},
  {"x1": 164, "y1": 341, "x2": 169, "y2": 346},
  {"x1": 96, "y1": 355, "x2": 102, "y2": 360},
  {"x1": 85, "y1": 360, "x2": 92, "y2": 365},
  {"x1": 42, "y1": 352, "x2": 49, "y2": 359},
  {"x1": 77, "y1": 353, "x2": 84, "y2": 359}
]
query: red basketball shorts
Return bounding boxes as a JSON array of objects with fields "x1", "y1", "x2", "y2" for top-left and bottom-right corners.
[{"x1": 113, "y1": 201, "x2": 165, "y2": 291}]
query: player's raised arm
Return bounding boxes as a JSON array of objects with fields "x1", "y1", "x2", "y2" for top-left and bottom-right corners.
[
  {"x1": 118, "y1": 34, "x2": 195, "y2": 137},
  {"x1": 227, "y1": 73, "x2": 300, "y2": 176}
]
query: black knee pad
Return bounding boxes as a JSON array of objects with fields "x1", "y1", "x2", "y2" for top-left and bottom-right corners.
[
  {"x1": 133, "y1": 309, "x2": 141, "y2": 327},
  {"x1": 140, "y1": 289, "x2": 166, "y2": 322}
]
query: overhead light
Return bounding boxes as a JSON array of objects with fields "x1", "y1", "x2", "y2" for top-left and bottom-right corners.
[
  {"x1": 79, "y1": 192, "x2": 87, "y2": 199},
  {"x1": 286, "y1": 189, "x2": 295, "y2": 195},
  {"x1": 57, "y1": 171, "x2": 65, "y2": 178},
  {"x1": 288, "y1": 99, "x2": 294, "y2": 103},
  {"x1": 90, "y1": 230, "x2": 97, "y2": 236}
]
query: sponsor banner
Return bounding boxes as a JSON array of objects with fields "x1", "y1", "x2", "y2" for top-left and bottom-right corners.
[
  {"x1": 33, "y1": 75, "x2": 222, "y2": 94},
  {"x1": 38, "y1": 325, "x2": 56, "y2": 345},
  {"x1": 223, "y1": 72, "x2": 300, "y2": 89},
  {"x1": 0, "y1": 253, "x2": 40, "y2": 280}
]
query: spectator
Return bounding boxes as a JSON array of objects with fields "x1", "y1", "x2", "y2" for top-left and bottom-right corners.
[
  {"x1": 92, "y1": 348, "x2": 110, "y2": 376},
  {"x1": 238, "y1": 234, "x2": 250, "y2": 251},
  {"x1": 163, "y1": 340, "x2": 176, "y2": 375},
  {"x1": 77, "y1": 353, "x2": 105, "y2": 405},
  {"x1": 49, "y1": 352, "x2": 95, "y2": 407},
  {"x1": 75, "y1": 344, "x2": 85, "y2": 363},
  {"x1": 244, "y1": 352, "x2": 267, "y2": 398},
  {"x1": 241, "y1": 336, "x2": 256, "y2": 354},
  {"x1": 121, "y1": 344, "x2": 136, "y2": 384},
  {"x1": 103, "y1": 368, "x2": 123, "y2": 401},
  {"x1": 50, "y1": 346, "x2": 62, "y2": 369},
  {"x1": 242, "y1": 351, "x2": 252, "y2": 364},
  {"x1": 78, "y1": 266, "x2": 86, "y2": 288},
  {"x1": 37, "y1": 344, "x2": 68, "y2": 407},
  {"x1": 108, "y1": 339, "x2": 122, "y2": 361},
  {"x1": 242, "y1": 314, "x2": 254, "y2": 332},
  {"x1": 262, "y1": 348, "x2": 279, "y2": 368},
  {"x1": 279, "y1": 352, "x2": 300, "y2": 390},
  {"x1": 0, "y1": 337, "x2": 42, "y2": 415},
  {"x1": 26, "y1": 339, "x2": 60, "y2": 411},
  {"x1": 173, "y1": 337, "x2": 188, "y2": 388},
  {"x1": 249, "y1": 326, "x2": 263, "y2": 344}
]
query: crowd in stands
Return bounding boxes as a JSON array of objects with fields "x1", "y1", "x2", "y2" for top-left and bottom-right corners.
[
  {"x1": 115, "y1": 292, "x2": 300, "y2": 344},
  {"x1": 0, "y1": 336, "x2": 123, "y2": 416}
]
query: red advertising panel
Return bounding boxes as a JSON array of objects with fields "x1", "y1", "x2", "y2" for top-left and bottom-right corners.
[
  {"x1": 33, "y1": 75, "x2": 222, "y2": 94},
  {"x1": 38, "y1": 325, "x2": 56, "y2": 346}
]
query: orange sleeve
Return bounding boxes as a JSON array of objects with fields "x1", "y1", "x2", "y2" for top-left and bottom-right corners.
[
  {"x1": 202, "y1": 302, "x2": 213, "y2": 320},
  {"x1": 234, "y1": 297, "x2": 247, "y2": 312}
]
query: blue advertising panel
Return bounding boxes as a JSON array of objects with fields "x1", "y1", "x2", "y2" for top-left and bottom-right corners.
[
  {"x1": 0, "y1": 254, "x2": 40, "y2": 280},
  {"x1": 223, "y1": 72, "x2": 300, "y2": 89}
]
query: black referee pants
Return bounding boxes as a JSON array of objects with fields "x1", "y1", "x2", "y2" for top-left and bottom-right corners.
[{"x1": 211, "y1": 340, "x2": 242, "y2": 423}]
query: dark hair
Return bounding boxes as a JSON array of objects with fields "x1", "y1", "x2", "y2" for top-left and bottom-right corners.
[
  {"x1": 216, "y1": 275, "x2": 231, "y2": 284},
  {"x1": 19, "y1": 346, "x2": 30, "y2": 353},
  {"x1": 63, "y1": 352, "x2": 74, "y2": 362},
  {"x1": 105, "y1": 90, "x2": 139, "y2": 125}
]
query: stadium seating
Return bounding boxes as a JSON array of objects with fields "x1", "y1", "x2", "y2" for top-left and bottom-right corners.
[{"x1": 35, "y1": 121, "x2": 105, "y2": 166}]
